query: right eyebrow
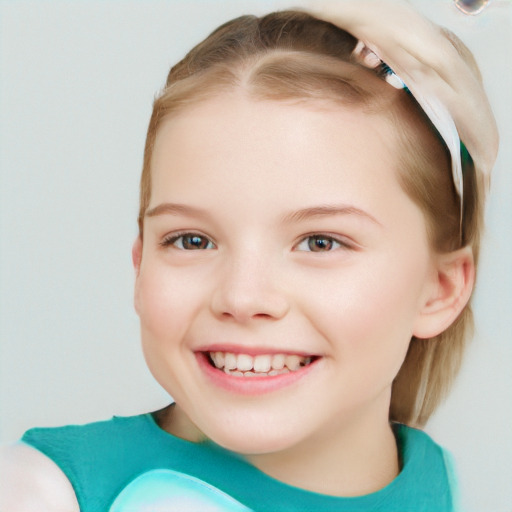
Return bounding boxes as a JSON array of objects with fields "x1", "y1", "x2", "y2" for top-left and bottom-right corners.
[
  {"x1": 145, "y1": 203, "x2": 209, "y2": 219},
  {"x1": 282, "y1": 204, "x2": 382, "y2": 227}
]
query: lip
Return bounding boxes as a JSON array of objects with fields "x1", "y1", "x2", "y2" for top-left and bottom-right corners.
[
  {"x1": 195, "y1": 343, "x2": 316, "y2": 357},
  {"x1": 195, "y1": 351, "x2": 321, "y2": 396}
]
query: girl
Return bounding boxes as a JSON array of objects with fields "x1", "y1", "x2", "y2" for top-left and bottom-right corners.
[{"x1": 0, "y1": 1, "x2": 501, "y2": 510}]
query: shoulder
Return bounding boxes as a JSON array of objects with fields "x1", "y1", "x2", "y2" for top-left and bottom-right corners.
[
  {"x1": 395, "y1": 422, "x2": 447, "y2": 455},
  {"x1": 394, "y1": 423, "x2": 461, "y2": 509},
  {"x1": 21, "y1": 413, "x2": 150, "y2": 459},
  {"x1": 14, "y1": 413, "x2": 160, "y2": 509},
  {"x1": 0, "y1": 442, "x2": 80, "y2": 512},
  {"x1": 395, "y1": 423, "x2": 452, "y2": 470}
]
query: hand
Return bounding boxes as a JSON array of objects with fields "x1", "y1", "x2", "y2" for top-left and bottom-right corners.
[{"x1": 310, "y1": 0, "x2": 499, "y2": 181}]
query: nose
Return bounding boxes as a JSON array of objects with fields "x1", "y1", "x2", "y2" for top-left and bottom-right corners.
[{"x1": 210, "y1": 252, "x2": 290, "y2": 323}]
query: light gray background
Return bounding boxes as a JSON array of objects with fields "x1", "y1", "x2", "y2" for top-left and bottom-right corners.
[{"x1": 0, "y1": 1, "x2": 510, "y2": 510}]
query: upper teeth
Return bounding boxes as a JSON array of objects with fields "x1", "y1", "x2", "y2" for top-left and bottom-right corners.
[{"x1": 209, "y1": 352, "x2": 312, "y2": 374}]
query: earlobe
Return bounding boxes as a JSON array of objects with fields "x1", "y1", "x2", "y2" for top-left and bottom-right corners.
[{"x1": 413, "y1": 247, "x2": 475, "y2": 339}]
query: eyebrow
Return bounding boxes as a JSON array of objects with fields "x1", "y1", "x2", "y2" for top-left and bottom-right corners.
[
  {"x1": 145, "y1": 202, "x2": 381, "y2": 226},
  {"x1": 145, "y1": 203, "x2": 209, "y2": 219},
  {"x1": 282, "y1": 205, "x2": 382, "y2": 226}
]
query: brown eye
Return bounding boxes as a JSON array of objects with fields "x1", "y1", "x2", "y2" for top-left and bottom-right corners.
[
  {"x1": 161, "y1": 233, "x2": 215, "y2": 250},
  {"x1": 308, "y1": 236, "x2": 334, "y2": 252},
  {"x1": 296, "y1": 235, "x2": 344, "y2": 252}
]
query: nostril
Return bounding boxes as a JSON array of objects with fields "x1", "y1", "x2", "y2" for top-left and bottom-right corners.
[{"x1": 253, "y1": 313, "x2": 274, "y2": 319}]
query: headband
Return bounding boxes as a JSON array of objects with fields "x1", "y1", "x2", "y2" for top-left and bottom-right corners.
[{"x1": 354, "y1": 41, "x2": 466, "y2": 225}]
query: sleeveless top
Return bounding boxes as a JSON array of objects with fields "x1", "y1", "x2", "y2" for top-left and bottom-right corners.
[{"x1": 22, "y1": 412, "x2": 460, "y2": 511}]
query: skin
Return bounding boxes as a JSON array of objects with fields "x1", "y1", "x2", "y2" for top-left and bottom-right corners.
[{"x1": 132, "y1": 91, "x2": 473, "y2": 496}]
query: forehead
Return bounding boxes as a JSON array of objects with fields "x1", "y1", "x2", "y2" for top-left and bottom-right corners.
[
  {"x1": 150, "y1": 92, "x2": 402, "y2": 203},
  {"x1": 147, "y1": 92, "x2": 431, "y2": 246}
]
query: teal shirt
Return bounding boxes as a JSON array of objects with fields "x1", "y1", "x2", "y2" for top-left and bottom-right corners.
[{"x1": 22, "y1": 412, "x2": 459, "y2": 511}]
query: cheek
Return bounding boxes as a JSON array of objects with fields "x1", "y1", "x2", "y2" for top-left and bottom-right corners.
[
  {"x1": 302, "y1": 253, "x2": 430, "y2": 375},
  {"x1": 136, "y1": 266, "x2": 206, "y2": 396},
  {"x1": 136, "y1": 265, "x2": 204, "y2": 345}
]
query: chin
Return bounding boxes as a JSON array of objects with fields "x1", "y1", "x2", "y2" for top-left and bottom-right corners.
[
  {"x1": 217, "y1": 433, "x2": 296, "y2": 456},
  {"x1": 200, "y1": 414, "x2": 306, "y2": 456}
]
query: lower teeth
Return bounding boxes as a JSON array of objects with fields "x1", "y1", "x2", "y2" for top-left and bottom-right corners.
[{"x1": 223, "y1": 368, "x2": 291, "y2": 377}]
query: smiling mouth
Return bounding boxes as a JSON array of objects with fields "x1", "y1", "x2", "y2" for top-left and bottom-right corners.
[{"x1": 205, "y1": 351, "x2": 318, "y2": 377}]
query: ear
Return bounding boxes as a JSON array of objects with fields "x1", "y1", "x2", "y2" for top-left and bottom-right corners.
[
  {"x1": 132, "y1": 236, "x2": 143, "y2": 315},
  {"x1": 132, "y1": 236, "x2": 143, "y2": 276},
  {"x1": 413, "y1": 247, "x2": 475, "y2": 339}
]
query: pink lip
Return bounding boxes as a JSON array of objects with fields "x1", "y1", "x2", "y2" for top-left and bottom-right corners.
[
  {"x1": 195, "y1": 351, "x2": 320, "y2": 396},
  {"x1": 195, "y1": 344, "x2": 316, "y2": 357}
]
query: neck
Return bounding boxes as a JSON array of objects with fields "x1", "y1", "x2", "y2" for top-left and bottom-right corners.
[
  {"x1": 245, "y1": 405, "x2": 399, "y2": 497},
  {"x1": 159, "y1": 400, "x2": 399, "y2": 497},
  {"x1": 156, "y1": 404, "x2": 207, "y2": 443}
]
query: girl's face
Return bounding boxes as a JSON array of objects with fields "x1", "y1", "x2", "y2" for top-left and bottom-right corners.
[{"x1": 134, "y1": 93, "x2": 439, "y2": 454}]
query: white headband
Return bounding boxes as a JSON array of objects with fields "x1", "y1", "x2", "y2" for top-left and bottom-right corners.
[{"x1": 354, "y1": 41, "x2": 466, "y2": 224}]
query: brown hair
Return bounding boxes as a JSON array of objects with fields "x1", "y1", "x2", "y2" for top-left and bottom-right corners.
[{"x1": 138, "y1": 11, "x2": 484, "y2": 427}]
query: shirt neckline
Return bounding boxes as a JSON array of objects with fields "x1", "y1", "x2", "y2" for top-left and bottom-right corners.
[{"x1": 140, "y1": 409, "x2": 415, "y2": 505}]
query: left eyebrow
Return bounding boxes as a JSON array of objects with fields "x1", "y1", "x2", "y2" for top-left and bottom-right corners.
[{"x1": 282, "y1": 204, "x2": 382, "y2": 226}]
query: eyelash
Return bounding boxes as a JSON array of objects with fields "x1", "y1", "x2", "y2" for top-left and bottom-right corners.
[
  {"x1": 294, "y1": 234, "x2": 354, "y2": 253},
  {"x1": 160, "y1": 232, "x2": 353, "y2": 253},
  {"x1": 160, "y1": 232, "x2": 216, "y2": 251}
]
